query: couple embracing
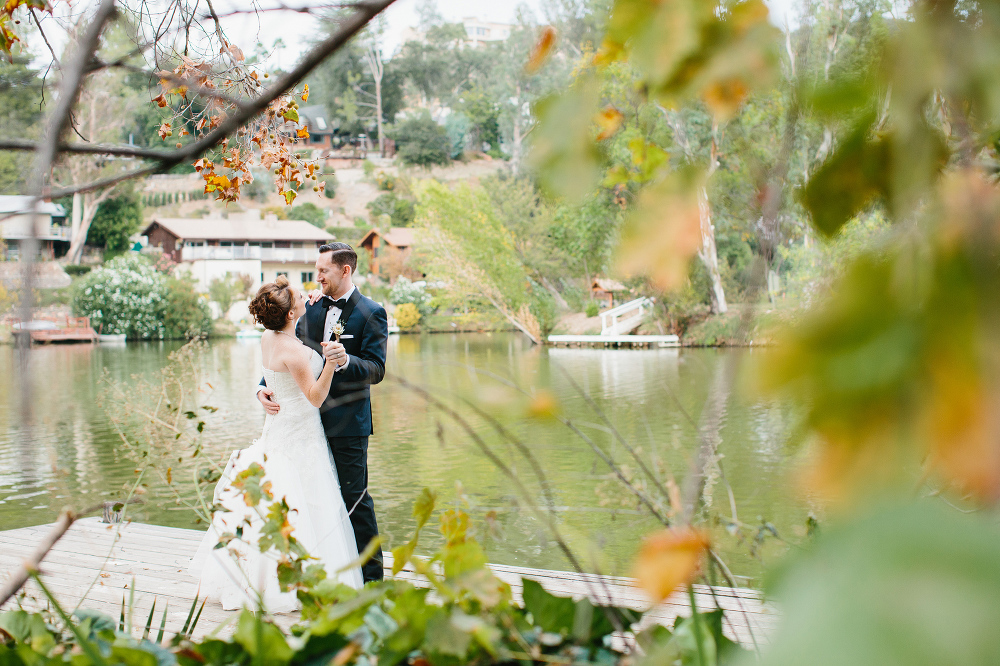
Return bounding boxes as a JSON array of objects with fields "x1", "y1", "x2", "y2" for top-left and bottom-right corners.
[{"x1": 190, "y1": 242, "x2": 387, "y2": 611}]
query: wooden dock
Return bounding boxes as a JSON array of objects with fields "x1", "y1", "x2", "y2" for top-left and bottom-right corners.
[
  {"x1": 0, "y1": 519, "x2": 775, "y2": 646},
  {"x1": 12, "y1": 316, "x2": 98, "y2": 344},
  {"x1": 547, "y1": 334, "x2": 680, "y2": 348}
]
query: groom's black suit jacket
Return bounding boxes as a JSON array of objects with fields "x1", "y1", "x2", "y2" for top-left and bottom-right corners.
[{"x1": 259, "y1": 288, "x2": 388, "y2": 436}]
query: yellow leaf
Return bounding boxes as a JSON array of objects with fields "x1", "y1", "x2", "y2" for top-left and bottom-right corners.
[
  {"x1": 301, "y1": 84, "x2": 309, "y2": 102},
  {"x1": 617, "y1": 173, "x2": 703, "y2": 291},
  {"x1": 633, "y1": 527, "x2": 709, "y2": 603},
  {"x1": 283, "y1": 189, "x2": 296, "y2": 205},
  {"x1": 527, "y1": 390, "x2": 559, "y2": 419},
  {"x1": 525, "y1": 25, "x2": 556, "y2": 74},
  {"x1": 296, "y1": 127, "x2": 309, "y2": 139},
  {"x1": 702, "y1": 78, "x2": 749, "y2": 120},
  {"x1": 595, "y1": 106, "x2": 624, "y2": 141}
]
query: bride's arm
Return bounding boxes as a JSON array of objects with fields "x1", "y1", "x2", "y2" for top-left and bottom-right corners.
[{"x1": 288, "y1": 348, "x2": 337, "y2": 408}]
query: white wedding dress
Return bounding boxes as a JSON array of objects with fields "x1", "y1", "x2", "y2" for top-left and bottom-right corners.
[{"x1": 190, "y1": 349, "x2": 363, "y2": 612}]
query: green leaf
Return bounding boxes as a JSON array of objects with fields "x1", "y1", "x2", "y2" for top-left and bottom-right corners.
[
  {"x1": 282, "y1": 108, "x2": 299, "y2": 123},
  {"x1": 412, "y1": 487, "x2": 436, "y2": 530},
  {"x1": 529, "y1": 77, "x2": 603, "y2": 203},
  {"x1": 758, "y1": 502, "x2": 1000, "y2": 666},
  {"x1": 233, "y1": 611, "x2": 293, "y2": 666},
  {"x1": 424, "y1": 609, "x2": 471, "y2": 658},
  {"x1": 802, "y1": 117, "x2": 889, "y2": 237},
  {"x1": 391, "y1": 541, "x2": 416, "y2": 576},
  {"x1": 522, "y1": 579, "x2": 576, "y2": 635}
]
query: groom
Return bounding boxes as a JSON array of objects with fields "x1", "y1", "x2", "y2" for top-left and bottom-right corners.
[{"x1": 257, "y1": 242, "x2": 388, "y2": 583}]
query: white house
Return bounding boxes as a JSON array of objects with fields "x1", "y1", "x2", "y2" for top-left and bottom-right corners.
[
  {"x1": 141, "y1": 210, "x2": 333, "y2": 293},
  {"x1": 0, "y1": 196, "x2": 71, "y2": 260}
]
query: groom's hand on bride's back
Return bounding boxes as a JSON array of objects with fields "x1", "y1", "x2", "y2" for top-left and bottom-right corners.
[{"x1": 257, "y1": 388, "x2": 280, "y2": 415}]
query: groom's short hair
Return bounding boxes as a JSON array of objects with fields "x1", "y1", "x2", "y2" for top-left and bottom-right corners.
[{"x1": 319, "y1": 242, "x2": 357, "y2": 273}]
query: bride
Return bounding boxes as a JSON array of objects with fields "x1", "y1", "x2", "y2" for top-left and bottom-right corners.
[{"x1": 191, "y1": 276, "x2": 363, "y2": 611}]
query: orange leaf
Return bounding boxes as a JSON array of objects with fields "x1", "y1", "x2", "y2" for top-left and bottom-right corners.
[
  {"x1": 595, "y1": 106, "x2": 624, "y2": 141},
  {"x1": 633, "y1": 527, "x2": 709, "y2": 603},
  {"x1": 525, "y1": 26, "x2": 556, "y2": 74},
  {"x1": 296, "y1": 127, "x2": 309, "y2": 139},
  {"x1": 702, "y1": 78, "x2": 749, "y2": 120},
  {"x1": 301, "y1": 84, "x2": 309, "y2": 102},
  {"x1": 153, "y1": 93, "x2": 167, "y2": 108}
]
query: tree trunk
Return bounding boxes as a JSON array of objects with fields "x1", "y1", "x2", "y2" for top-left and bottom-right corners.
[
  {"x1": 66, "y1": 188, "x2": 112, "y2": 264},
  {"x1": 697, "y1": 185, "x2": 728, "y2": 315}
]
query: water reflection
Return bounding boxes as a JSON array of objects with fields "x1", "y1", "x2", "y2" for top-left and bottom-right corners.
[{"x1": 0, "y1": 334, "x2": 802, "y2": 581}]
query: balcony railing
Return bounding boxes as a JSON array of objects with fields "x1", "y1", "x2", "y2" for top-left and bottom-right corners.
[{"x1": 180, "y1": 245, "x2": 319, "y2": 263}]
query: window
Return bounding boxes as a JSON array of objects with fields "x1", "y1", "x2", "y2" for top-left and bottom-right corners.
[
  {"x1": 311, "y1": 134, "x2": 323, "y2": 143},
  {"x1": 301, "y1": 272, "x2": 314, "y2": 283}
]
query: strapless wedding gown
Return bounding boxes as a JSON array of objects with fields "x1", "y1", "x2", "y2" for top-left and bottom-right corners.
[{"x1": 190, "y1": 350, "x2": 363, "y2": 612}]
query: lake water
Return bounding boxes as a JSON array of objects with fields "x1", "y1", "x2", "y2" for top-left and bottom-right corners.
[{"x1": 0, "y1": 334, "x2": 811, "y2": 584}]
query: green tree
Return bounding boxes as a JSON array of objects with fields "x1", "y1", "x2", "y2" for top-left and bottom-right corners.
[
  {"x1": 392, "y1": 112, "x2": 451, "y2": 168},
  {"x1": 86, "y1": 192, "x2": 144, "y2": 254},
  {"x1": 163, "y1": 276, "x2": 212, "y2": 339},
  {"x1": 290, "y1": 202, "x2": 326, "y2": 228},
  {"x1": 0, "y1": 59, "x2": 44, "y2": 194}
]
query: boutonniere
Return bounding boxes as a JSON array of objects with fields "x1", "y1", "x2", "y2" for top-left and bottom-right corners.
[{"x1": 332, "y1": 321, "x2": 345, "y2": 342}]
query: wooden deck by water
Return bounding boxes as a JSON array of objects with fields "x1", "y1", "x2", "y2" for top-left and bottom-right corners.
[{"x1": 0, "y1": 519, "x2": 776, "y2": 646}]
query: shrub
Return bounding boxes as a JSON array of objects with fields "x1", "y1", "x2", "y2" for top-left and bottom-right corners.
[
  {"x1": 366, "y1": 192, "x2": 415, "y2": 227},
  {"x1": 362, "y1": 159, "x2": 376, "y2": 177},
  {"x1": 393, "y1": 112, "x2": 451, "y2": 168},
  {"x1": 64, "y1": 264, "x2": 92, "y2": 277},
  {"x1": 389, "y1": 276, "x2": 430, "y2": 314},
  {"x1": 320, "y1": 174, "x2": 338, "y2": 198},
  {"x1": 375, "y1": 171, "x2": 396, "y2": 191},
  {"x1": 585, "y1": 301, "x2": 600, "y2": 317},
  {"x1": 72, "y1": 254, "x2": 165, "y2": 339},
  {"x1": 290, "y1": 202, "x2": 326, "y2": 228},
  {"x1": 163, "y1": 276, "x2": 212, "y2": 339},
  {"x1": 395, "y1": 302, "x2": 420, "y2": 329}
]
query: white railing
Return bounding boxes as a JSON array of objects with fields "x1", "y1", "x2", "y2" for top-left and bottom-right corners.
[
  {"x1": 600, "y1": 297, "x2": 653, "y2": 336},
  {"x1": 181, "y1": 246, "x2": 318, "y2": 263}
]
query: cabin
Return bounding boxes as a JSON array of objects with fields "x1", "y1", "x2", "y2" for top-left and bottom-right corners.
[
  {"x1": 359, "y1": 227, "x2": 422, "y2": 282},
  {"x1": 591, "y1": 277, "x2": 628, "y2": 309},
  {"x1": 298, "y1": 105, "x2": 336, "y2": 151},
  {"x1": 0, "y1": 196, "x2": 71, "y2": 260},
  {"x1": 141, "y1": 211, "x2": 333, "y2": 293}
]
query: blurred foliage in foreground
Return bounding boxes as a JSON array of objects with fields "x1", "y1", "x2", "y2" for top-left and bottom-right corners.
[{"x1": 528, "y1": 0, "x2": 1000, "y2": 664}]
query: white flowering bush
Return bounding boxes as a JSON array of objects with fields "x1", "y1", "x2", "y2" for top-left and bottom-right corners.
[
  {"x1": 388, "y1": 276, "x2": 431, "y2": 314},
  {"x1": 72, "y1": 254, "x2": 166, "y2": 339}
]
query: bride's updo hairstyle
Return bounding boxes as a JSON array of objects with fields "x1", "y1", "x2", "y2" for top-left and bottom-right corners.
[{"x1": 248, "y1": 275, "x2": 294, "y2": 330}]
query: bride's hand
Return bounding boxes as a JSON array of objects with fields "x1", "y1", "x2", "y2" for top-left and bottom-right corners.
[
  {"x1": 321, "y1": 341, "x2": 347, "y2": 367},
  {"x1": 307, "y1": 289, "x2": 324, "y2": 305}
]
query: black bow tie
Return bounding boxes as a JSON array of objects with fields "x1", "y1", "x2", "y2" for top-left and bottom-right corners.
[{"x1": 320, "y1": 296, "x2": 348, "y2": 310}]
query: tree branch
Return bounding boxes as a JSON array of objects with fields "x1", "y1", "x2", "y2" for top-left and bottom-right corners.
[
  {"x1": 28, "y1": 0, "x2": 400, "y2": 199},
  {"x1": 0, "y1": 138, "x2": 178, "y2": 160}
]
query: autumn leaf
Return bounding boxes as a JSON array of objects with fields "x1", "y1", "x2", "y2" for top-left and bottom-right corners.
[
  {"x1": 157, "y1": 122, "x2": 172, "y2": 140},
  {"x1": 283, "y1": 189, "x2": 296, "y2": 205},
  {"x1": 296, "y1": 127, "x2": 309, "y2": 139},
  {"x1": 282, "y1": 107, "x2": 299, "y2": 123},
  {"x1": 702, "y1": 77, "x2": 749, "y2": 120},
  {"x1": 153, "y1": 93, "x2": 167, "y2": 108},
  {"x1": 617, "y1": 171, "x2": 703, "y2": 290},
  {"x1": 525, "y1": 25, "x2": 556, "y2": 74},
  {"x1": 595, "y1": 106, "x2": 624, "y2": 141},
  {"x1": 301, "y1": 84, "x2": 309, "y2": 102},
  {"x1": 633, "y1": 526, "x2": 709, "y2": 603}
]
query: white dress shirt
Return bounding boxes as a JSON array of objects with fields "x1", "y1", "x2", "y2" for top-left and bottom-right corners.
[{"x1": 323, "y1": 285, "x2": 354, "y2": 371}]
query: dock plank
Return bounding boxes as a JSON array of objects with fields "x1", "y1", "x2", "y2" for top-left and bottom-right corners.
[{"x1": 0, "y1": 519, "x2": 775, "y2": 645}]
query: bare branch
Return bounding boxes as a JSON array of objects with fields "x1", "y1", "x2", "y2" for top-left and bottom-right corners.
[{"x1": 0, "y1": 138, "x2": 178, "y2": 160}]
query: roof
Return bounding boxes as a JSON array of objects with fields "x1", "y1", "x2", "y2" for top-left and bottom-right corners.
[
  {"x1": 592, "y1": 278, "x2": 627, "y2": 292},
  {"x1": 360, "y1": 227, "x2": 417, "y2": 248},
  {"x1": 143, "y1": 217, "x2": 333, "y2": 242},
  {"x1": 0, "y1": 196, "x2": 66, "y2": 216},
  {"x1": 299, "y1": 105, "x2": 334, "y2": 133}
]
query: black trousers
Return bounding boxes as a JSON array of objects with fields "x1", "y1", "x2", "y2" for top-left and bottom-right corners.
[{"x1": 327, "y1": 435, "x2": 383, "y2": 583}]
